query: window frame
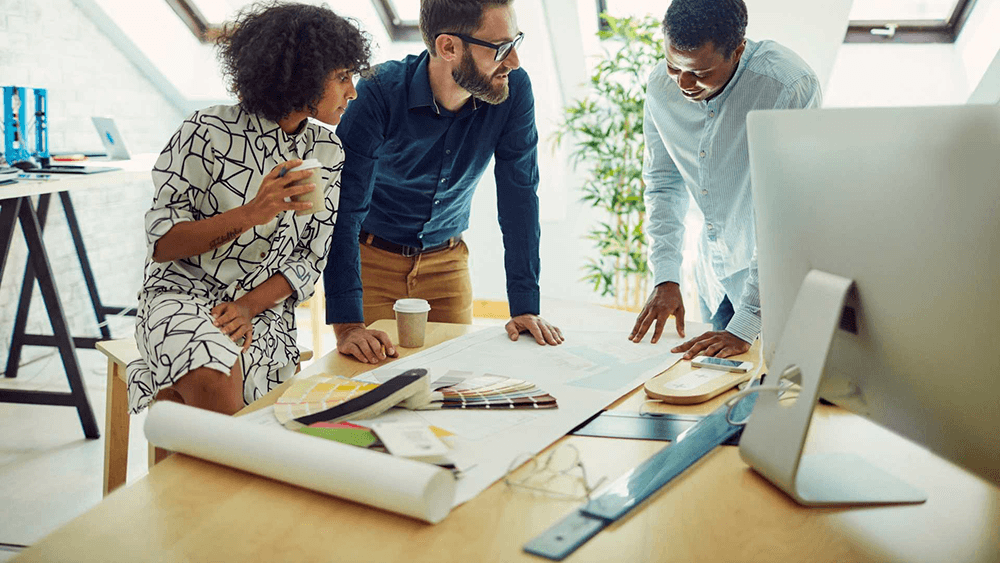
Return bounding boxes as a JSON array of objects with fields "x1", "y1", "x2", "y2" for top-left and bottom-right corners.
[
  {"x1": 372, "y1": 0, "x2": 422, "y2": 43},
  {"x1": 844, "y1": 0, "x2": 978, "y2": 44},
  {"x1": 164, "y1": 0, "x2": 222, "y2": 44}
]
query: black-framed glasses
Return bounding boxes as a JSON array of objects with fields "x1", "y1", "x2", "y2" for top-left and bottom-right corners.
[{"x1": 436, "y1": 31, "x2": 524, "y2": 62}]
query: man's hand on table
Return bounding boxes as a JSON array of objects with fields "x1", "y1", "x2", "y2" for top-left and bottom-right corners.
[
  {"x1": 629, "y1": 281, "x2": 685, "y2": 344},
  {"x1": 506, "y1": 314, "x2": 564, "y2": 346},
  {"x1": 672, "y1": 330, "x2": 750, "y2": 360},
  {"x1": 333, "y1": 323, "x2": 398, "y2": 364},
  {"x1": 630, "y1": 282, "x2": 750, "y2": 359}
]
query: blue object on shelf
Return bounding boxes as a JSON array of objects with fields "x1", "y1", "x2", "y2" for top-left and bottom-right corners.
[{"x1": 3, "y1": 86, "x2": 49, "y2": 166}]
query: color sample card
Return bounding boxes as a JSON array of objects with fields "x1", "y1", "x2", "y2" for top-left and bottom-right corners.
[
  {"x1": 298, "y1": 422, "x2": 379, "y2": 448},
  {"x1": 274, "y1": 375, "x2": 380, "y2": 425}
]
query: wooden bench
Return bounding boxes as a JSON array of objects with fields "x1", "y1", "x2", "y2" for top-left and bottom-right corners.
[{"x1": 96, "y1": 339, "x2": 312, "y2": 496}]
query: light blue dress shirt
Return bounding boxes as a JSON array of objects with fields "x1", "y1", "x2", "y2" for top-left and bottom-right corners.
[{"x1": 642, "y1": 39, "x2": 822, "y2": 343}]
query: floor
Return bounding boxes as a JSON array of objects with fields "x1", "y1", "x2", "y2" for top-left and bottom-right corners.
[{"x1": 1, "y1": 297, "x2": 641, "y2": 559}]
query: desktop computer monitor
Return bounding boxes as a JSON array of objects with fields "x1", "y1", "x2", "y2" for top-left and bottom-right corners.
[{"x1": 738, "y1": 104, "x2": 1000, "y2": 505}]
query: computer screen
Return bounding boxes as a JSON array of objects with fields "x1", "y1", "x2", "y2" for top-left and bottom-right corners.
[{"x1": 739, "y1": 104, "x2": 1000, "y2": 503}]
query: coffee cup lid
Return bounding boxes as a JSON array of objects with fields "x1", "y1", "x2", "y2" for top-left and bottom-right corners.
[
  {"x1": 289, "y1": 158, "x2": 322, "y2": 172},
  {"x1": 393, "y1": 298, "x2": 431, "y2": 313}
]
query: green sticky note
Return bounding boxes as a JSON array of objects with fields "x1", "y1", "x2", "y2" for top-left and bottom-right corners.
[{"x1": 298, "y1": 425, "x2": 378, "y2": 448}]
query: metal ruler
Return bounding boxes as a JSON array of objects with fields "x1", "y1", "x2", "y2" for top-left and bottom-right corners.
[{"x1": 524, "y1": 384, "x2": 759, "y2": 561}]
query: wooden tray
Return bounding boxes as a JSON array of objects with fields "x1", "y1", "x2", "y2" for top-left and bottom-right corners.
[{"x1": 644, "y1": 363, "x2": 755, "y2": 404}]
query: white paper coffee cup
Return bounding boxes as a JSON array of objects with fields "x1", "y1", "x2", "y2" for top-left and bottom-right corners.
[
  {"x1": 287, "y1": 158, "x2": 324, "y2": 216},
  {"x1": 393, "y1": 298, "x2": 431, "y2": 348}
]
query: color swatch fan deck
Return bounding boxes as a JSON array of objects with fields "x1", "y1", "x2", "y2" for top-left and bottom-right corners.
[
  {"x1": 275, "y1": 369, "x2": 431, "y2": 429},
  {"x1": 274, "y1": 371, "x2": 558, "y2": 428},
  {"x1": 425, "y1": 374, "x2": 557, "y2": 409}
]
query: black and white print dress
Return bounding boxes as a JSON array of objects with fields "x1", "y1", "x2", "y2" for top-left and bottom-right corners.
[{"x1": 127, "y1": 104, "x2": 341, "y2": 414}]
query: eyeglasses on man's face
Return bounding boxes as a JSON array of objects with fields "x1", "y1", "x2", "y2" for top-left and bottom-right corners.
[{"x1": 436, "y1": 31, "x2": 525, "y2": 62}]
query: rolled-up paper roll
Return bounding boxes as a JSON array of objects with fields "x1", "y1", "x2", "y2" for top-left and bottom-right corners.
[{"x1": 144, "y1": 401, "x2": 456, "y2": 523}]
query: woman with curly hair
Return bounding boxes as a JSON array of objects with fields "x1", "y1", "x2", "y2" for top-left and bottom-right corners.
[{"x1": 128, "y1": 2, "x2": 372, "y2": 422}]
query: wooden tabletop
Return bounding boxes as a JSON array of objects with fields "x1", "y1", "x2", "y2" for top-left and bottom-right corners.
[{"x1": 15, "y1": 320, "x2": 1000, "y2": 562}]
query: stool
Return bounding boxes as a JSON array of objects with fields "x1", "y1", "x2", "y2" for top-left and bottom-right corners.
[{"x1": 96, "y1": 338, "x2": 312, "y2": 496}]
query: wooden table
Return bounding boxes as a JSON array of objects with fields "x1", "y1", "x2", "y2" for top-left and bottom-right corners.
[
  {"x1": 1, "y1": 157, "x2": 155, "y2": 438},
  {"x1": 15, "y1": 320, "x2": 1000, "y2": 562}
]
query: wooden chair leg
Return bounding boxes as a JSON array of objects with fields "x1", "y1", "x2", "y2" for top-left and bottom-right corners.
[
  {"x1": 103, "y1": 360, "x2": 130, "y2": 497},
  {"x1": 310, "y1": 283, "x2": 325, "y2": 359}
]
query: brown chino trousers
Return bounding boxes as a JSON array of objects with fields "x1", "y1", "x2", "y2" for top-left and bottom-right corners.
[{"x1": 360, "y1": 240, "x2": 474, "y2": 325}]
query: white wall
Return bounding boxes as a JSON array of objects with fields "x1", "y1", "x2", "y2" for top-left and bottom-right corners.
[
  {"x1": 825, "y1": 44, "x2": 970, "y2": 107},
  {"x1": 742, "y1": 0, "x2": 852, "y2": 90},
  {"x1": 957, "y1": 0, "x2": 1000, "y2": 98},
  {"x1": 968, "y1": 49, "x2": 1000, "y2": 104},
  {"x1": 0, "y1": 0, "x2": 182, "y2": 364},
  {"x1": 825, "y1": 0, "x2": 1000, "y2": 108}
]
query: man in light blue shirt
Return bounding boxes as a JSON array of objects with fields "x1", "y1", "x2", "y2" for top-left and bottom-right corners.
[{"x1": 629, "y1": 0, "x2": 822, "y2": 358}]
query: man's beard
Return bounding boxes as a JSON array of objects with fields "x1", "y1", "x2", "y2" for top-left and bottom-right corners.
[{"x1": 452, "y1": 49, "x2": 509, "y2": 105}]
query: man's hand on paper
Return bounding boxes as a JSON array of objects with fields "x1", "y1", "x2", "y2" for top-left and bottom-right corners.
[
  {"x1": 334, "y1": 323, "x2": 398, "y2": 364},
  {"x1": 672, "y1": 330, "x2": 750, "y2": 360},
  {"x1": 506, "y1": 314, "x2": 564, "y2": 346},
  {"x1": 629, "y1": 281, "x2": 685, "y2": 344}
]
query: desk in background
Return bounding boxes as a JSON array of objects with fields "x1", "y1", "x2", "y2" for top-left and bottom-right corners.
[
  {"x1": 14, "y1": 318, "x2": 1000, "y2": 562},
  {"x1": 0, "y1": 156, "x2": 155, "y2": 438}
]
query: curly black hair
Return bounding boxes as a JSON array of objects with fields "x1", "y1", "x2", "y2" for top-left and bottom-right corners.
[
  {"x1": 662, "y1": 0, "x2": 748, "y2": 59},
  {"x1": 217, "y1": 2, "x2": 372, "y2": 123}
]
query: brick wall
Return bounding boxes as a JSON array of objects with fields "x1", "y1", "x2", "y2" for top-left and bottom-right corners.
[{"x1": 0, "y1": 0, "x2": 185, "y2": 366}]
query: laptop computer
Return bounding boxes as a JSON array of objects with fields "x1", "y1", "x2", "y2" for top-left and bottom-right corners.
[
  {"x1": 26, "y1": 117, "x2": 130, "y2": 174},
  {"x1": 91, "y1": 116, "x2": 131, "y2": 160},
  {"x1": 28, "y1": 163, "x2": 120, "y2": 174}
]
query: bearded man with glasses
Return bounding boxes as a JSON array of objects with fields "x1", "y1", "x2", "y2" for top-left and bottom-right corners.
[{"x1": 325, "y1": 0, "x2": 563, "y2": 364}]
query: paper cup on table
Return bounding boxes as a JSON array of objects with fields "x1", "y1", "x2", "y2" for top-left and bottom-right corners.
[
  {"x1": 394, "y1": 298, "x2": 431, "y2": 348},
  {"x1": 287, "y1": 158, "x2": 324, "y2": 216}
]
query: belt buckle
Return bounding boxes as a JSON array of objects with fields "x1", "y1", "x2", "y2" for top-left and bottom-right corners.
[{"x1": 401, "y1": 245, "x2": 419, "y2": 258}]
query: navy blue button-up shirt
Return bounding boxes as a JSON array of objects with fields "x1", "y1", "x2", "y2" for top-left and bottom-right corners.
[{"x1": 324, "y1": 52, "x2": 541, "y2": 324}]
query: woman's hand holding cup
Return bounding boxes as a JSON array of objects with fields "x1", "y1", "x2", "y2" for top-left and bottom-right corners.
[{"x1": 246, "y1": 159, "x2": 316, "y2": 224}]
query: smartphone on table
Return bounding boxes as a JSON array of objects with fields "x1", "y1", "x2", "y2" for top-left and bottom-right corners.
[{"x1": 690, "y1": 356, "x2": 753, "y2": 373}]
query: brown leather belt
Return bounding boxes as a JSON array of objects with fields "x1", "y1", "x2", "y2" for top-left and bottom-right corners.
[{"x1": 359, "y1": 230, "x2": 461, "y2": 258}]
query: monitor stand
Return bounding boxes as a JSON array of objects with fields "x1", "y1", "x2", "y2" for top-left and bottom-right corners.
[{"x1": 738, "y1": 270, "x2": 926, "y2": 506}]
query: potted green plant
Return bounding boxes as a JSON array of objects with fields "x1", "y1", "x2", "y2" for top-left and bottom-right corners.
[{"x1": 554, "y1": 14, "x2": 664, "y2": 311}]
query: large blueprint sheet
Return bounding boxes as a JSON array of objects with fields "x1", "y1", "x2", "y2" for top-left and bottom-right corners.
[{"x1": 357, "y1": 327, "x2": 693, "y2": 506}]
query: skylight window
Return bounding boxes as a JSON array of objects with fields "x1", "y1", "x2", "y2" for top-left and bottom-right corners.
[
  {"x1": 598, "y1": 0, "x2": 978, "y2": 44},
  {"x1": 389, "y1": 0, "x2": 420, "y2": 22},
  {"x1": 849, "y1": 0, "x2": 958, "y2": 20},
  {"x1": 165, "y1": 0, "x2": 422, "y2": 43},
  {"x1": 372, "y1": 0, "x2": 421, "y2": 42},
  {"x1": 163, "y1": 0, "x2": 224, "y2": 43},
  {"x1": 599, "y1": 0, "x2": 667, "y2": 20},
  {"x1": 189, "y1": 0, "x2": 230, "y2": 24},
  {"x1": 845, "y1": 0, "x2": 976, "y2": 42}
]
